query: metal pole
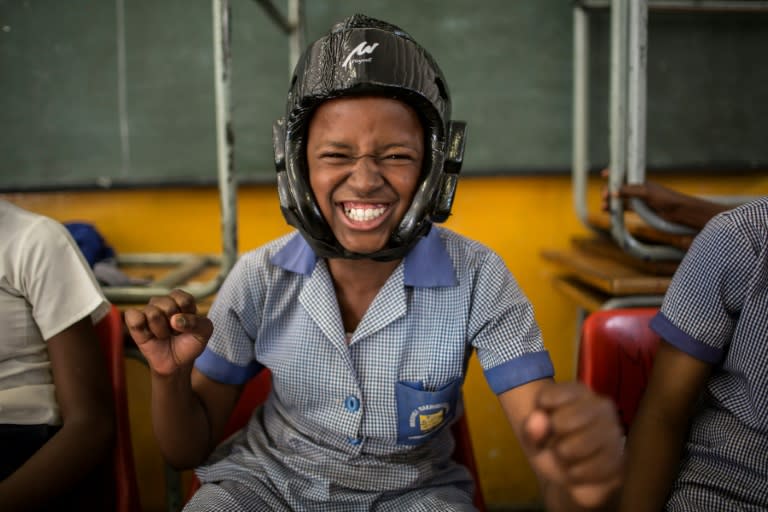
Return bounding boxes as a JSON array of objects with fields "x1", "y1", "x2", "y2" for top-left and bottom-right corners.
[
  {"x1": 213, "y1": 0, "x2": 238, "y2": 282},
  {"x1": 626, "y1": 0, "x2": 648, "y2": 188},
  {"x1": 608, "y1": 0, "x2": 628, "y2": 223},
  {"x1": 623, "y1": 0, "x2": 696, "y2": 236},
  {"x1": 287, "y1": 0, "x2": 305, "y2": 76},
  {"x1": 579, "y1": 0, "x2": 768, "y2": 12},
  {"x1": 610, "y1": 0, "x2": 686, "y2": 260},
  {"x1": 572, "y1": 4, "x2": 595, "y2": 229},
  {"x1": 252, "y1": 0, "x2": 292, "y2": 33}
]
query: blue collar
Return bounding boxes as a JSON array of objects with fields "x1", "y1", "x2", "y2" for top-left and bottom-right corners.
[{"x1": 270, "y1": 227, "x2": 457, "y2": 287}]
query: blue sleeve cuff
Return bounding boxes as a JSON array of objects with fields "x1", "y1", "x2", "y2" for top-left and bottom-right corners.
[
  {"x1": 194, "y1": 348, "x2": 264, "y2": 385},
  {"x1": 650, "y1": 312, "x2": 722, "y2": 364},
  {"x1": 484, "y1": 351, "x2": 555, "y2": 395}
]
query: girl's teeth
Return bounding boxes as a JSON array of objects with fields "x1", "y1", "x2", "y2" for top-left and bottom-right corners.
[{"x1": 344, "y1": 206, "x2": 386, "y2": 221}]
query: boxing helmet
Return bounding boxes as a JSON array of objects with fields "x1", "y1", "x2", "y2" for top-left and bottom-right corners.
[{"x1": 273, "y1": 14, "x2": 467, "y2": 260}]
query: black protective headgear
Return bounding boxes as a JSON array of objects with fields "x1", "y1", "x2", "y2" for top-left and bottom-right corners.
[{"x1": 273, "y1": 14, "x2": 467, "y2": 261}]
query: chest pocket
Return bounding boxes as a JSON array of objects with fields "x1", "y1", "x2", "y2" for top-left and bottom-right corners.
[{"x1": 395, "y1": 377, "x2": 461, "y2": 445}]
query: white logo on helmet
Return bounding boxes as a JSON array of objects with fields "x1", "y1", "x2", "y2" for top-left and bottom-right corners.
[{"x1": 342, "y1": 41, "x2": 380, "y2": 68}]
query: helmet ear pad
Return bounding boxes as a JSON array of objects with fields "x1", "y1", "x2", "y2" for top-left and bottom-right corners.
[
  {"x1": 273, "y1": 116, "x2": 334, "y2": 248},
  {"x1": 394, "y1": 120, "x2": 467, "y2": 243},
  {"x1": 432, "y1": 121, "x2": 467, "y2": 222}
]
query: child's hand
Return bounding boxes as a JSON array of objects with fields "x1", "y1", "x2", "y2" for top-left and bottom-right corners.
[
  {"x1": 599, "y1": 169, "x2": 721, "y2": 230},
  {"x1": 523, "y1": 381, "x2": 623, "y2": 509},
  {"x1": 125, "y1": 289, "x2": 213, "y2": 376}
]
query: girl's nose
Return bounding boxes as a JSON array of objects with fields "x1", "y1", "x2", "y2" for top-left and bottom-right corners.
[{"x1": 347, "y1": 154, "x2": 383, "y2": 191}]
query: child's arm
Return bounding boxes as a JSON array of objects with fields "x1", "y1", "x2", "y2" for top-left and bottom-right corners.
[
  {"x1": 619, "y1": 341, "x2": 712, "y2": 512},
  {"x1": 601, "y1": 178, "x2": 731, "y2": 231},
  {"x1": 125, "y1": 289, "x2": 241, "y2": 469},
  {"x1": 615, "y1": 182, "x2": 731, "y2": 230},
  {"x1": 0, "y1": 318, "x2": 115, "y2": 510}
]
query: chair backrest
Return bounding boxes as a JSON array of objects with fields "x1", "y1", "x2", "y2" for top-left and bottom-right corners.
[
  {"x1": 185, "y1": 370, "x2": 486, "y2": 511},
  {"x1": 95, "y1": 304, "x2": 142, "y2": 512},
  {"x1": 451, "y1": 405, "x2": 486, "y2": 511},
  {"x1": 577, "y1": 307, "x2": 661, "y2": 434}
]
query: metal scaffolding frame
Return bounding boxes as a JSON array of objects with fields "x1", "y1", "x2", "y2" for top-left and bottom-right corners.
[
  {"x1": 572, "y1": 0, "x2": 768, "y2": 262},
  {"x1": 103, "y1": 0, "x2": 305, "y2": 304}
]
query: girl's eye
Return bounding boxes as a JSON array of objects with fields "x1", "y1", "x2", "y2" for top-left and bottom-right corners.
[
  {"x1": 380, "y1": 154, "x2": 414, "y2": 165},
  {"x1": 321, "y1": 153, "x2": 352, "y2": 161}
]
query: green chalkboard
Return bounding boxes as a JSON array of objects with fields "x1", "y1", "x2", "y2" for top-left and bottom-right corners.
[{"x1": 0, "y1": 1, "x2": 767, "y2": 191}]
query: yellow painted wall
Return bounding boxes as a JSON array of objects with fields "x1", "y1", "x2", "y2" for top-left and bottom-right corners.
[{"x1": 3, "y1": 172, "x2": 766, "y2": 510}]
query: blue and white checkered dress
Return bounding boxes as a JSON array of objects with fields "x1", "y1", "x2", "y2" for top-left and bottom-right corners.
[
  {"x1": 188, "y1": 226, "x2": 554, "y2": 511},
  {"x1": 650, "y1": 197, "x2": 768, "y2": 511}
]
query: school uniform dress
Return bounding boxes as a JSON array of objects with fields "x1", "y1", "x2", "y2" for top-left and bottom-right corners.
[
  {"x1": 0, "y1": 200, "x2": 109, "y2": 475},
  {"x1": 189, "y1": 226, "x2": 554, "y2": 511},
  {"x1": 650, "y1": 197, "x2": 768, "y2": 511}
]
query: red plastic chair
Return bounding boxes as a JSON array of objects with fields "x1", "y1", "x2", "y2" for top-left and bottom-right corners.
[
  {"x1": 95, "y1": 304, "x2": 142, "y2": 512},
  {"x1": 185, "y1": 370, "x2": 486, "y2": 511},
  {"x1": 577, "y1": 307, "x2": 662, "y2": 434},
  {"x1": 451, "y1": 406, "x2": 486, "y2": 511}
]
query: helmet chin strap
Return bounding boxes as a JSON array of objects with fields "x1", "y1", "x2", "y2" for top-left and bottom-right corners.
[{"x1": 304, "y1": 223, "x2": 431, "y2": 262}]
